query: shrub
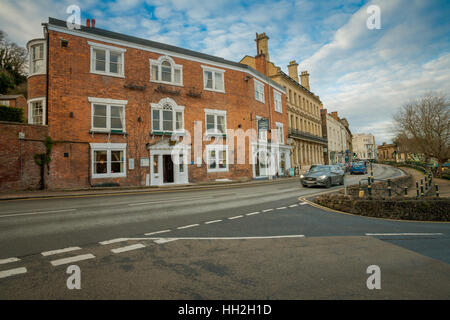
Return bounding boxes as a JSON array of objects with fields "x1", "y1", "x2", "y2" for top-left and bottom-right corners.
[{"x1": 0, "y1": 105, "x2": 24, "y2": 122}]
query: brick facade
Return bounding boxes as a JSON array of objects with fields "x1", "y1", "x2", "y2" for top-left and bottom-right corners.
[
  {"x1": 17, "y1": 18, "x2": 291, "y2": 190},
  {"x1": 0, "y1": 122, "x2": 49, "y2": 191}
]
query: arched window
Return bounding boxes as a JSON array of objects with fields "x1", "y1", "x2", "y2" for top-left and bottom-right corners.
[{"x1": 150, "y1": 56, "x2": 183, "y2": 85}]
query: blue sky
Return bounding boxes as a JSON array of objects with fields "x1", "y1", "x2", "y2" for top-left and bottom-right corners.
[{"x1": 1, "y1": 0, "x2": 449, "y2": 144}]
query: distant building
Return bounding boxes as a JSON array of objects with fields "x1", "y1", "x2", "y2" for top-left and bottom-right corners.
[
  {"x1": 0, "y1": 94, "x2": 28, "y2": 121},
  {"x1": 240, "y1": 33, "x2": 327, "y2": 170},
  {"x1": 321, "y1": 110, "x2": 350, "y2": 164},
  {"x1": 352, "y1": 133, "x2": 377, "y2": 160},
  {"x1": 377, "y1": 143, "x2": 397, "y2": 162}
]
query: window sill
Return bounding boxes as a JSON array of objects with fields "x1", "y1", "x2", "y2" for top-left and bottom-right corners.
[
  {"x1": 203, "y1": 87, "x2": 225, "y2": 94},
  {"x1": 205, "y1": 132, "x2": 227, "y2": 138},
  {"x1": 207, "y1": 168, "x2": 229, "y2": 173},
  {"x1": 255, "y1": 99, "x2": 266, "y2": 104},
  {"x1": 150, "y1": 80, "x2": 184, "y2": 87},
  {"x1": 151, "y1": 131, "x2": 185, "y2": 136},
  {"x1": 28, "y1": 71, "x2": 46, "y2": 78},
  {"x1": 90, "y1": 130, "x2": 128, "y2": 135},
  {"x1": 92, "y1": 173, "x2": 127, "y2": 179},
  {"x1": 90, "y1": 70, "x2": 125, "y2": 78}
]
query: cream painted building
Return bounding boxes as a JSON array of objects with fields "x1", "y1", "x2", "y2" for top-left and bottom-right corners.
[
  {"x1": 352, "y1": 133, "x2": 377, "y2": 160},
  {"x1": 240, "y1": 33, "x2": 327, "y2": 171},
  {"x1": 326, "y1": 113, "x2": 346, "y2": 164}
]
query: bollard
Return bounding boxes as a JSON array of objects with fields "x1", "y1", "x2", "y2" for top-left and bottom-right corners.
[
  {"x1": 416, "y1": 181, "x2": 419, "y2": 198},
  {"x1": 404, "y1": 186, "x2": 408, "y2": 197},
  {"x1": 424, "y1": 176, "x2": 428, "y2": 191},
  {"x1": 368, "y1": 184, "x2": 372, "y2": 197},
  {"x1": 420, "y1": 185, "x2": 424, "y2": 197},
  {"x1": 387, "y1": 179, "x2": 392, "y2": 197},
  {"x1": 435, "y1": 184, "x2": 439, "y2": 198}
]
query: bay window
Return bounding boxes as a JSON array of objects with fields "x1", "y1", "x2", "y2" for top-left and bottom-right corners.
[
  {"x1": 150, "y1": 55, "x2": 183, "y2": 86},
  {"x1": 90, "y1": 143, "x2": 127, "y2": 178},
  {"x1": 89, "y1": 41, "x2": 126, "y2": 77},
  {"x1": 28, "y1": 40, "x2": 46, "y2": 76},
  {"x1": 27, "y1": 98, "x2": 46, "y2": 125}
]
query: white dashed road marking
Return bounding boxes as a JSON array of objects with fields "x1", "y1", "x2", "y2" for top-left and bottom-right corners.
[
  {"x1": 246, "y1": 212, "x2": 260, "y2": 216},
  {"x1": 288, "y1": 204, "x2": 298, "y2": 208},
  {"x1": 41, "y1": 246, "x2": 82, "y2": 257},
  {"x1": 144, "y1": 230, "x2": 171, "y2": 236},
  {"x1": 50, "y1": 254, "x2": 95, "y2": 267},
  {"x1": 299, "y1": 202, "x2": 308, "y2": 205},
  {"x1": 276, "y1": 207, "x2": 287, "y2": 210},
  {"x1": 262, "y1": 209, "x2": 274, "y2": 212},
  {"x1": 111, "y1": 243, "x2": 146, "y2": 254},
  {"x1": 0, "y1": 267, "x2": 27, "y2": 279},
  {"x1": 154, "y1": 238, "x2": 177, "y2": 244},
  {"x1": 99, "y1": 238, "x2": 128, "y2": 245},
  {"x1": 177, "y1": 224, "x2": 200, "y2": 230},
  {"x1": 229, "y1": 215, "x2": 243, "y2": 220},
  {"x1": 205, "y1": 220, "x2": 222, "y2": 224},
  {"x1": 0, "y1": 257, "x2": 20, "y2": 265}
]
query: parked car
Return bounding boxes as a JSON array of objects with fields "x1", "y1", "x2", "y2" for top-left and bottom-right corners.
[
  {"x1": 300, "y1": 165, "x2": 345, "y2": 188},
  {"x1": 349, "y1": 161, "x2": 368, "y2": 175}
]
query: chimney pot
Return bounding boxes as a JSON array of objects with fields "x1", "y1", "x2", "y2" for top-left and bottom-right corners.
[
  {"x1": 92, "y1": 19, "x2": 96, "y2": 28},
  {"x1": 86, "y1": 19, "x2": 91, "y2": 27}
]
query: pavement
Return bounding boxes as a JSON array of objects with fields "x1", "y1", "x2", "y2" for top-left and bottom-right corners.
[{"x1": 1, "y1": 164, "x2": 449, "y2": 299}]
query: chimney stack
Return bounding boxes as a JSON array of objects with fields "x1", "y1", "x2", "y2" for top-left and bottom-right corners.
[
  {"x1": 255, "y1": 32, "x2": 270, "y2": 61},
  {"x1": 92, "y1": 19, "x2": 96, "y2": 28},
  {"x1": 86, "y1": 19, "x2": 91, "y2": 28},
  {"x1": 300, "y1": 71, "x2": 310, "y2": 91},
  {"x1": 288, "y1": 60, "x2": 299, "y2": 83}
]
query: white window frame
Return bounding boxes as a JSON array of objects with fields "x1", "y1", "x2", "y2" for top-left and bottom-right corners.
[
  {"x1": 28, "y1": 40, "x2": 46, "y2": 77},
  {"x1": 275, "y1": 122, "x2": 284, "y2": 144},
  {"x1": 206, "y1": 144, "x2": 229, "y2": 173},
  {"x1": 150, "y1": 97, "x2": 185, "y2": 134},
  {"x1": 0, "y1": 100, "x2": 10, "y2": 106},
  {"x1": 274, "y1": 90, "x2": 282, "y2": 113},
  {"x1": 27, "y1": 97, "x2": 46, "y2": 125},
  {"x1": 256, "y1": 115, "x2": 268, "y2": 142},
  {"x1": 150, "y1": 55, "x2": 183, "y2": 86},
  {"x1": 201, "y1": 65, "x2": 225, "y2": 93},
  {"x1": 90, "y1": 143, "x2": 127, "y2": 178},
  {"x1": 89, "y1": 41, "x2": 126, "y2": 78},
  {"x1": 88, "y1": 97, "x2": 128, "y2": 133},
  {"x1": 204, "y1": 108, "x2": 227, "y2": 136},
  {"x1": 254, "y1": 79, "x2": 265, "y2": 103}
]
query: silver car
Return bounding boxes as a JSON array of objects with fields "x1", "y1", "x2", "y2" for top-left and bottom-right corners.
[{"x1": 300, "y1": 164, "x2": 345, "y2": 188}]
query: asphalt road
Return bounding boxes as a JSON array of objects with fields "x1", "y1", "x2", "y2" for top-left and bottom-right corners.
[{"x1": 1, "y1": 164, "x2": 449, "y2": 299}]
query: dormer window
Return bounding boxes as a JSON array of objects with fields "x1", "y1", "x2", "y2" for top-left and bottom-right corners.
[{"x1": 150, "y1": 56, "x2": 183, "y2": 86}]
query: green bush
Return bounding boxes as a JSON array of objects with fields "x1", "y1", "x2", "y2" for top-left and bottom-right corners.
[
  {"x1": 0, "y1": 105, "x2": 24, "y2": 123},
  {"x1": 442, "y1": 173, "x2": 450, "y2": 180}
]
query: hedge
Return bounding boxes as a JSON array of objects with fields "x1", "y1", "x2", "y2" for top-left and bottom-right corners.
[{"x1": 0, "y1": 105, "x2": 24, "y2": 123}]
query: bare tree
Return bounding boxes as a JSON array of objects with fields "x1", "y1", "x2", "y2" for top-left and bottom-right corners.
[{"x1": 393, "y1": 92, "x2": 450, "y2": 174}]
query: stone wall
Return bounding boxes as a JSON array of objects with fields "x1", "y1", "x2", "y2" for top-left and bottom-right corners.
[{"x1": 313, "y1": 193, "x2": 450, "y2": 221}]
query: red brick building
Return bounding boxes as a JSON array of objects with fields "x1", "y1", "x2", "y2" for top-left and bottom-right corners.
[
  {"x1": 25, "y1": 18, "x2": 290, "y2": 189},
  {"x1": 0, "y1": 94, "x2": 28, "y2": 121}
]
